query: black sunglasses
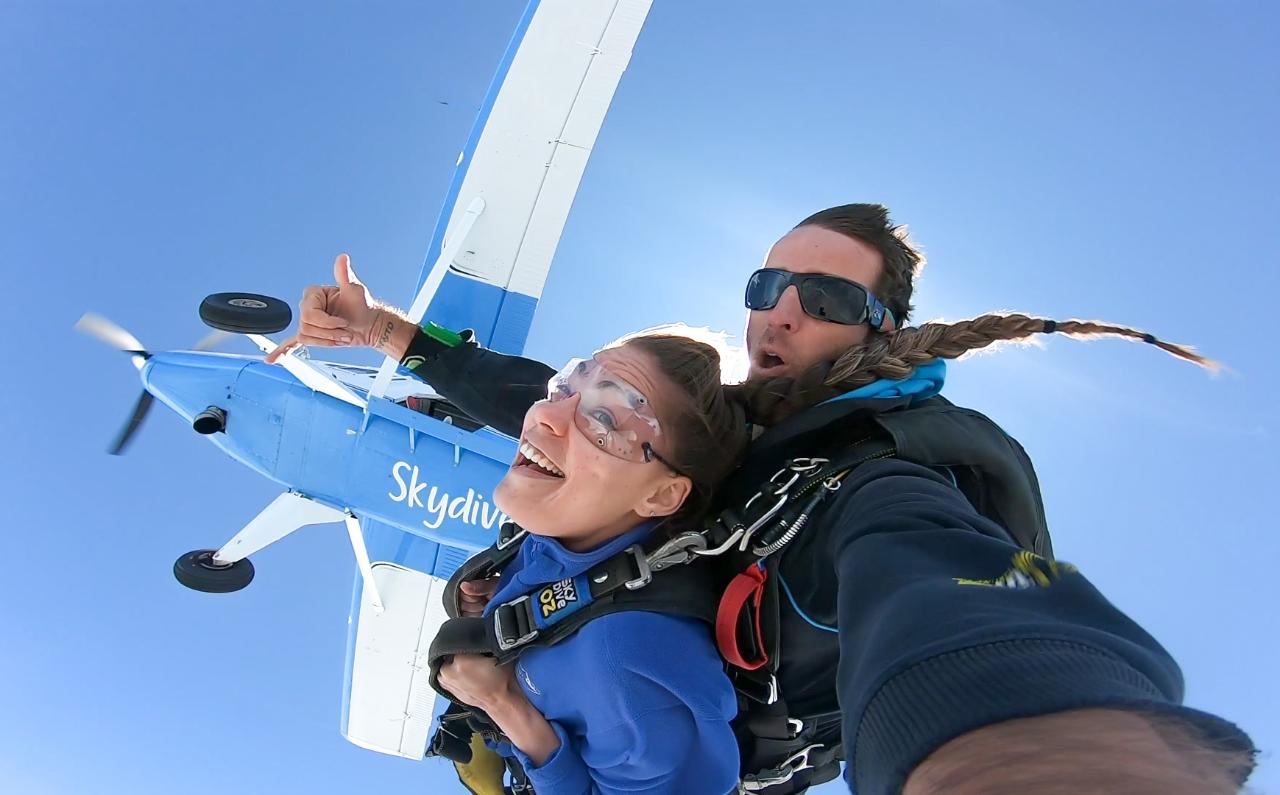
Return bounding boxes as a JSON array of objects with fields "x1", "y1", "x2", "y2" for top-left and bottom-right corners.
[{"x1": 744, "y1": 268, "x2": 896, "y2": 330}]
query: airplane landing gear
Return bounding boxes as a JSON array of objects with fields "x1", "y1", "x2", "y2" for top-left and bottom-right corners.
[
  {"x1": 174, "y1": 549, "x2": 255, "y2": 593},
  {"x1": 199, "y1": 292, "x2": 292, "y2": 334}
]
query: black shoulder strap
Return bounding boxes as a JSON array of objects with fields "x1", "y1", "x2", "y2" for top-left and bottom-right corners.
[
  {"x1": 441, "y1": 522, "x2": 527, "y2": 619},
  {"x1": 486, "y1": 542, "x2": 716, "y2": 665}
]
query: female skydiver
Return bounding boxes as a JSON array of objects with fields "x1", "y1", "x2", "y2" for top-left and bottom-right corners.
[{"x1": 428, "y1": 332, "x2": 746, "y2": 792}]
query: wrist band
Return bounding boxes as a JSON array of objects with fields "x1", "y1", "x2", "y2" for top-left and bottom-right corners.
[
  {"x1": 400, "y1": 322, "x2": 467, "y2": 372},
  {"x1": 423, "y1": 321, "x2": 464, "y2": 348}
]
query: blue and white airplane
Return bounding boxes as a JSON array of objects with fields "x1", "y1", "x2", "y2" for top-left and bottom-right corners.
[{"x1": 77, "y1": 0, "x2": 653, "y2": 762}]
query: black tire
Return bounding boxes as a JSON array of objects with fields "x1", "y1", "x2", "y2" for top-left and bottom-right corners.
[
  {"x1": 199, "y1": 293, "x2": 292, "y2": 334},
  {"x1": 173, "y1": 549, "x2": 255, "y2": 593}
]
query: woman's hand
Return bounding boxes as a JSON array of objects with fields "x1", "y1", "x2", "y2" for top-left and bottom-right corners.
[
  {"x1": 438, "y1": 654, "x2": 520, "y2": 714},
  {"x1": 441, "y1": 654, "x2": 562, "y2": 766},
  {"x1": 458, "y1": 578, "x2": 500, "y2": 618}
]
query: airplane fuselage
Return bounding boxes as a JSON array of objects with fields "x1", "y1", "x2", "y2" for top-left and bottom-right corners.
[{"x1": 141, "y1": 351, "x2": 516, "y2": 563}]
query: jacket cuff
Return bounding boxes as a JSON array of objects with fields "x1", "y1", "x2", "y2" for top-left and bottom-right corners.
[
  {"x1": 852, "y1": 638, "x2": 1181, "y2": 795},
  {"x1": 514, "y1": 719, "x2": 593, "y2": 792}
]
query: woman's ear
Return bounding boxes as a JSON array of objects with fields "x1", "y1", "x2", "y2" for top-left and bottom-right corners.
[{"x1": 636, "y1": 474, "x2": 693, "y2": 519}]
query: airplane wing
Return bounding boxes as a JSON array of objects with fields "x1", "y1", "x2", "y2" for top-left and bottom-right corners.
[
  {"x1": 406, "y1": 0, "x2": 653, "y2": 354},
  {"x1": 340, "y1": 0, "x2": 654, "y2": 762},
  {"x1": 341, "y1": 516, "x2": 473, "y2": 759}
]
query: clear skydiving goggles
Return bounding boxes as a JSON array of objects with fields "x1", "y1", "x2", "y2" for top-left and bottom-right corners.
[{"x1": 546, "y1": 357, "x2": 685, "y2": 476}]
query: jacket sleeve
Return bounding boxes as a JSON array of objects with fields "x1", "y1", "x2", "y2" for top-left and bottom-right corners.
[
  {"x1": 400, "y1": 328, "x2": 555, "y2": 439},
  {"x1": 788, "y1": 457, "x2": 1254, "y2": 795}
]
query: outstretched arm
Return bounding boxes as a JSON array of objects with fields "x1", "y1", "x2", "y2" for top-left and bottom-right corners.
[
  {"x1": 904, "y1": 708, "x2": 1253, "y2": 795},
  {"x1": 268, "y1": 253, "x2": 553, "y2": 436},
  {"x1": 803, "y1": 458, "x2": 1255, "y2": 794}
]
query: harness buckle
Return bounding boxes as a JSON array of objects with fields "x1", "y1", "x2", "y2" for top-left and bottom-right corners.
[
  {"x1": 623, "y1": 545, "x2": 652, "y2": 590},
  {"x1": 739, "y1": 743, "x2": 823, "y2": 792},
  {"x1": 493, "y1": 595, "x2": 539, "y2": 652}
]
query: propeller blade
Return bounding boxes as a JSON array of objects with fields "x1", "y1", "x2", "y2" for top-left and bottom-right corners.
[
  {"x1": 75, "y1": 313, "x2": 147, "y2": 354},
  {"x1": 192, "y1": 329, "x2": 232, "y2": 352},
  {"x1": 108, "y1": 391, "x2": 155, "y2": 455}
]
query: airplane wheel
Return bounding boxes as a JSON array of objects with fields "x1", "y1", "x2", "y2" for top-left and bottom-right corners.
[
  {"x1": 199, "y1": 292, "x2": 292, "y2": 335},
  {"x1": 173, "y1": 549, "x2": 255, "y2": 593}
]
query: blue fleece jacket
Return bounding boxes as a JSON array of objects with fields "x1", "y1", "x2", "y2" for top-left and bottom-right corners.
[{"x1": 483, "y1": 521, "x2": 739, "y2": 794}]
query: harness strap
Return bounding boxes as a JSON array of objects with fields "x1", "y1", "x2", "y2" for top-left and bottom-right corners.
[
  {"x1": 442, "y1": 522, "x2": 526, "y2": 618},
  {"x1": 428, "y1": 524, "x2": 714, "y2": 795},
  {"x1": 428, "y1": 617, "x2": 496, "y2": 700},
  {"x1": 717, "y1": 562, "x2": 769, "y2": 670}
]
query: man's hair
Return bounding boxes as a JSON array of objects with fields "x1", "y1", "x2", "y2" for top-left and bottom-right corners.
[
  {"x1": 730, "y1": 204, "x2": 1218, "y2": 426},
  {"x1": 796, "y1": 203, "x2": 925, "y2": 326}
]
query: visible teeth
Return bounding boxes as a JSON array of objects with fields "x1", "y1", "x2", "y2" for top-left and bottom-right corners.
[{"x1": 519, "y1": 442, "x2": 564, "y2": 477}]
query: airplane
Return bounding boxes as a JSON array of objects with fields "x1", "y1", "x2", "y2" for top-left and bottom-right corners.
[{"x1": 76, "y1": 0, "x2": 654, "y2": 764}]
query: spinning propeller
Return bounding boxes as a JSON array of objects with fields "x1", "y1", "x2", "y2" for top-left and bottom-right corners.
[{"x1": 75, "y1": 313, "x2": 231, "y2": 454}]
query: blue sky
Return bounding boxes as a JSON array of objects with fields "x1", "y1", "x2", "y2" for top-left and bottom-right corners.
[{"x1": 4, "y1": 1, "x2": 1278, "y2": 792}]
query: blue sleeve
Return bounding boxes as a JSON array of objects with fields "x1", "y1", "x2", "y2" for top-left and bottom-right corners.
[
  {"x1": 800, "y1": 458, "x2": 1254, "y2": 794},
  {"x1": 512, "y1": 613, "x2": 738, "y2": 794}
]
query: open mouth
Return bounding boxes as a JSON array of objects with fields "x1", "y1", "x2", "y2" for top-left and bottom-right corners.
[
  {"x1": 755, "y1": 349, "x2": 788, "y2": 373},
  {"x1": 514, "y1": 440, "x2": 565, "y2": 478}
]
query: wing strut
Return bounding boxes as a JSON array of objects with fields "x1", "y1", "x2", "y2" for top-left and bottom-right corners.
[
  {"x1": 211, "y1": 492, "x2": 385, "y2": 612},
  {"x1": 366, "y1": 196, "x2": 486, "y2": 402},
  {"x1": 344, "y1": 514, "x2": 385, "y2": 612}
]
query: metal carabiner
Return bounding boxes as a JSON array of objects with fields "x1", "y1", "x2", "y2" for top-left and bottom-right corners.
[
  {"x1": 738, "y1": 743, "x2": 822, "y2": 792},
  {"x1": 694, "y1": 524, "x2": 747, "y2": 557},
  {"x1": 738, "y1": 492, "x2": 789, "y2": 552},
  {"x1": 647, "y1": 531, "x2": 708, "y2": 570},
  {"x1": 788, "y1": 457, "x2": 829, "y2": 473}
]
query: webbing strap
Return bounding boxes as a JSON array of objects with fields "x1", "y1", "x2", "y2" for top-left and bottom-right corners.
[
  {"x1": 428, "y1": 617, "x2": 496, "y2": 700},
  {"x1": 717, "y1": 562, "x2": 769, "y2": 671},
  {"x1": 442, "y1": 523, "x2": 525, "y2": 619}
]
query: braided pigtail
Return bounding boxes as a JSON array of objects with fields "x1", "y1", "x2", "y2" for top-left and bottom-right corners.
[
  {"x1": 827, "y1": 314, "x2": 1216, "y2": 391},
  {"x1": 732, "y1": 314, "x2": 1217, "y2": 426}
]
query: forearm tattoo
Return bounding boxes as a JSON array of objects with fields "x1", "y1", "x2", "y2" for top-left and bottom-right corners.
[{"x1": 376, "y1": 313, "x2": 395, "y2": 349}]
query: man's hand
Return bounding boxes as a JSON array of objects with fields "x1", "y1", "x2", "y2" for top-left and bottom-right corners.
[
  {"x1": 266, "y1": 253, "x2": 415, "y2": 363},
  {"x1": 438, "y1": 654, "x2": 520, "y2": 714},
  {"x1": 904, "y1": 708, "x2": 1251, "y2": 795},
  {"x1": 458, "y1": 578, "x2": 500, "y2": 619}
]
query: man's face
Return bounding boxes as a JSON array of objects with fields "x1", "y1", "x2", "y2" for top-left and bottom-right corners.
[{"x1": 745, "y1": 225, "x2": 886, "y2": 380}]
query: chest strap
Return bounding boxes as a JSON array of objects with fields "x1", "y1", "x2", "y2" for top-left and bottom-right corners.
[{"x1": 428, "y1": 528, "x2": 715, "y2": 703}]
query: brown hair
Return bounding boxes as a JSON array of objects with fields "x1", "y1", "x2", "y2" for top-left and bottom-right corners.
[
  {"x1": 734, "y1": 313, "x2": 1217, "y2": 426},
  {"x1": 614, "y1": 332, "x2": 748, "y2": 527},
  {"x1": 796, "y1": 203, "x2": 925, "y2": 326},
  {"x1": 731, "y1": 204, "x2": 1218, "y2": 426}
]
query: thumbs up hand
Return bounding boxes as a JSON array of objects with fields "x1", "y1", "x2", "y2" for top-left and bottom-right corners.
[{"x1": 267, "y1": 253, "x2": 410, "y2": 363}]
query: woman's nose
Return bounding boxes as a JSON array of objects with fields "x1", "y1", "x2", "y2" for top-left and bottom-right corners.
[{"x1": 529, "y1": 392, "x2": 579, "y2": 436}]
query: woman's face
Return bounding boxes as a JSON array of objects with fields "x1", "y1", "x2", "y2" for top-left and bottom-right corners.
[{"x1": 493, "y1": 345, "x2": 692, "y2": 551}]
